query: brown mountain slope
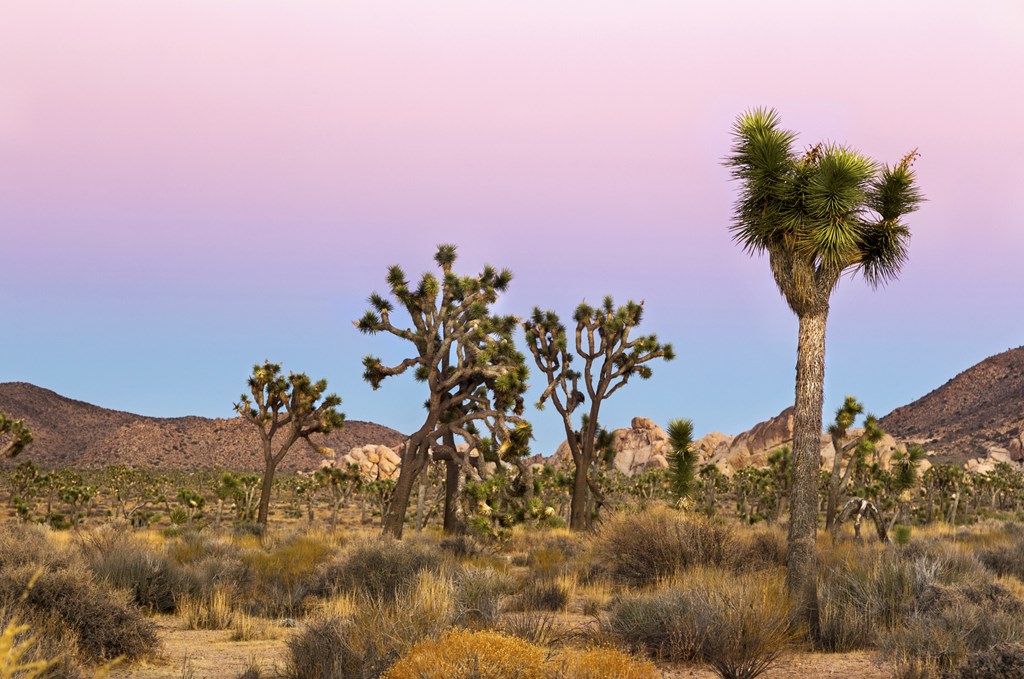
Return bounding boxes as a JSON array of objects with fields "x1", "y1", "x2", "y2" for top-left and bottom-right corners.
[
  {"x1": 0, "y1": 382, "x2": 405, "y2": 471},
  {"x1": 880, "y1": 346, "x2": 1024, "y2": 463}
]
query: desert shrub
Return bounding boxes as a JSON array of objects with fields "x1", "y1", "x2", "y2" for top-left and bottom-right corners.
[
  {"x1": 235, "y1": 657, "x2": 265, "y2": 679},
  {"x1": 242, "y1": 533, "x2": 335, "y2": 616},
  {"x1": 0, "y1": 608, "x2": 86, "y2": 679},
  {"x1": 948, "y1": 643, "x2": 1024, "y2": 678},
  {"x1": 0, "y1": 565, "x2": 159, "y2": 663},
  {"x1": 281, "y1": 616, "x2": 372, "y2": 679},
  {"x1": 509, "y1": 578, "x2": 571, "y2": 612},
  {"x1": 439, "y1": 535, "x2": 483, "y2": 559},
  {"x1": 736, "y1": 527, "x2": 786, "y2": 571},
  {"x1": 977, "y1": 540, "x2": 1024, "y2": 581},
  {"x1": 607, "y1": 588, "x2": 698, "y2": 661},
  {"x1": 454, "y1": 567, "x2": 514, "y2": 625},
  {"x1": 177, "y1": 586, "x2": 234, "y2": 630},
  {"x1": 883, "y1": 581, "x2": 1024, "y2": 675},
  {"x1": 230, "y1": 612, "x2": 278, "y2": 642},
  {"x1": 608, "y1": 569, "x2": 795, "y2": 677},
  {"x1": 78, "y1": 528, "x2": 191, "y2": 613},
  {"x1": 592, "y1": 509, "x2": 735, "y2": 587},
  {"x1": 316, "y1": 538, "x2": 446, "y2": 603},
  {"x1": 0, "y1": 524, "x2": 68, "y2": 570},
  {"x1": 500, "y1": 612, "x2": 566, "y2": 647},
  {"x1": 281, "y1": 616, "x2": 386, "y2": 679},
  {"x1": 549, "y1": 646, "x2": 660, "y2": 679},
  {"x1": 283, "y1": 570, "x2": 457, "y2": 679},
  {"x1": 384, "y1": 628, "x2": 548, "y2": 679}
]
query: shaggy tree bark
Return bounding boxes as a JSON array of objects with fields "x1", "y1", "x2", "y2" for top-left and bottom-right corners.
[{"x1": 787, "y1": 310, "x2": 827, "y2": 637}]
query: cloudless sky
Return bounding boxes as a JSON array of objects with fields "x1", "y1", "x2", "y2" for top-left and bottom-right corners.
[{"x1": 2, "y1": 1, "x2": 1022, "y2": 456}]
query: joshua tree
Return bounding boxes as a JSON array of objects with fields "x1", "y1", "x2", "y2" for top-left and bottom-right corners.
[
  {"x1": 0, "y1": 412, "x2": 32, "y2": 459},
  {"x1": 726, "y1": 107, "x2": 922, "y2": 633},
  {"x1": 524, "y1": 297, "x2": 674, "y2": 531},
  {"x1": 235, "y1": 361, "x2": 345, "y2": 528},
  {"x1": 667, "y1": 418, "x2": 697, "y2": 503},
  {"x1": 824, "y1": 397, "x2": 886, "y2": 530},
  {"x1": 886, "y1": 443, "x2": 926, "y2": 532},
  {"x1": 356, "y1": 244, "x2": 529, "y2": 538},
  {"x1": 315, "y1": 463, "x2": 363, "y2": 533}
]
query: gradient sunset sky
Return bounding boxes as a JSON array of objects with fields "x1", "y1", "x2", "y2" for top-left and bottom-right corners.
[{"x1": 2, "y1": 1, "x2": 1022, "y2": 455}]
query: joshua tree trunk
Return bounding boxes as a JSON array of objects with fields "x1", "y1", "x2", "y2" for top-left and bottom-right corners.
[
  {"x1": 256, "y1": 456, "x2": 278, "y2": 528},
  {"x1": 787, "y1": 310, "x2": 827, "y2": 638},
  {"x1": 825, "y1": 432, "x2": 846, "y2": 531},
  {"x1": 383, "y1": 439, "x2": 428, "y2": 538},
  {"x1": 442, "y1": 432, "x2": 467, "y2": 535},
  {"x1": 569, "y1": 452, "x2": 593, "y2": 531}
]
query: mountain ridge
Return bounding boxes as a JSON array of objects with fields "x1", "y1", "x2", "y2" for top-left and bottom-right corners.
[{"x1": 0, "y1": 382, "x2": 405, "y2": 471}]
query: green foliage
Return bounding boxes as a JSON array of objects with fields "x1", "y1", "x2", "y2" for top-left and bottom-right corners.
[
  {"x1": 667, "y1": 419, "x2": 696, "y2": 502},
  {"x1": 0, "y1": 412, "x2": 33, "y2": 459},
  {"x1": 726, "y1": 108, "x2": 922, "y2": 297}
]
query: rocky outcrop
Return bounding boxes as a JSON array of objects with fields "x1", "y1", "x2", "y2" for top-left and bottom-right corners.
[
  {"x1": 552, "y1": 416, "x2": 671, "y2": 476},
  {"x1": 330, "y1": 444, "x2": 403, "y2": 480}
]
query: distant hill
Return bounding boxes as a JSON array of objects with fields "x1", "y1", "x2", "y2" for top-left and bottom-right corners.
[
  {"x1": 880, "y1": 347, "x2": 1024, "y2": 464},
  {"x1": 0, "y1": 382, "x2": 405, "y2": 471}
]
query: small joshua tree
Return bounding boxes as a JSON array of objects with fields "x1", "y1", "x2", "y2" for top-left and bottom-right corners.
[
  {"x1": 235, "y1": 361, "x2": 345, "y2": 528},
  {"x1": 356, "y1": 244, "x2": 529, "y2": 538},
  {"x1": 824, "y1": 397, "x2": 886, "y2": 530},
  {"x1": 524, "y1": 297, "x2": 674, "y2": 531},
  {"x1": 1, "y1": 412, "x2": 32, "y2": 459}
]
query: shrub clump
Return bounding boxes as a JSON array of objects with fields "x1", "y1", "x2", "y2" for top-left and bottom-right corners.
[
  {"x1": 283, "y1": 570, "x2": 457, "y2": 679},
  {"x1": 592, "y1": 509, "x2": 735, "y2": 587},
  {"x1": 884, "y1": 581, "x2": 1024, "y2": 676},
  {"x1": 316, "y1": 538, "x2": 446, "y2": 603},
  {"x1": 0, "y1": 565, "x2": 159, "y2": 663},
  {"x1": 384, "y1": 629, "x2": 548, "y2": 679},
  {"x1": 549, "y1": 646, "x2": 661, "y2": 679},
  {"x1": 608, "y1": 569, "x2": 795, "y2": 678}
]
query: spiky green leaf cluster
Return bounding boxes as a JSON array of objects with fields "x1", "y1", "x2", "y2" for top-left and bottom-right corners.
[
  {"x1": 726, "y1": 108, "x2": 923, "y2": 311},
  {"x1": 667, "y1": 418, "x2": 697, "y2": 501}
]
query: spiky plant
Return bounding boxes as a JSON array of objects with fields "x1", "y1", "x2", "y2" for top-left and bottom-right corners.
[
  {"x1": 235, "y1": 361, "x2": 345, "y2": 527},
  {"x1": 825, "y1": 395, "x2": 864, "y2": 530},
  {"x1": 524, "y1": 297, "x2": 674, "y2": 531},
  {"x1": 726, "y1": 107, "x2": 922, "y2": 635},
  {"x1": 667, "y1": 419, "x2": 697, "y2": 503},
  {"x1": 0, "y1": 413, "x2": 32, "y2": 459},
  {"x1": 356, "y1": 244, "x2": 529, "y2": 538}
]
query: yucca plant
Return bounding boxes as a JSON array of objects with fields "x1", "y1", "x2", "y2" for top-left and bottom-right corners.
[
  {"x1": 667, "y1": 419, "x2": 697, "y2": 503},
  {"x1": 726, "y1": 107, "x2": 923, "y2": 635}
]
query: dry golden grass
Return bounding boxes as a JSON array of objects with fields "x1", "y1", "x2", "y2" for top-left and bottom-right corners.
[
  {"x1": 550, "y1": 646, "x2": 661, "y2": 679},
  {"x1": 383, "y1": 628, "x2": 548, "y2": 679},
  {"x1": 229, "y1": 612, "x2": 279, "y2": 642},
  {"x1": 177, "y1": 587, "x2": 234, "y2": 630}
]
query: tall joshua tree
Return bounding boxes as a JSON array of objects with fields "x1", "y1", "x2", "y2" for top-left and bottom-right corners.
[
  {"x1": 235, "y1": 361, "x2": 345, "y2": 528},
  {"x1": 357, "y1": 244, "x2": 529, "y2": 538},
  {"x1": 1, "y1": 412, "x2": 33, "y2": 459},
  {"x1": 525, "y1": 297, "x2": 674, "y2": 531},
  {"x1": 726, "y1": 108, "x2": 922, "y2": 635}
]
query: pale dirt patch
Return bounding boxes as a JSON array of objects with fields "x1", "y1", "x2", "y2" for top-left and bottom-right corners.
[
  {"x1": 661, "y1": 650, "x2": 890, "y2": 678},
  {"x1": 109, "y1": 616, "x2": 289, "y2": 679}
]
